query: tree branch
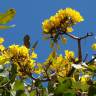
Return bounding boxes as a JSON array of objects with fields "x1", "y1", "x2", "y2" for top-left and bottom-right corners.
[
  {"x1": 87, "y1": 56, "x2": 96, "y2": 65},
  {"x1": 64, "y1": 32, "x2": 79, "y2": 40},
  {"x1": 80, "y1": 32, "x2": 93, "y2": 40},
  {"x1": 63, "y1": 32, "x2": 93, "y2": 63}
]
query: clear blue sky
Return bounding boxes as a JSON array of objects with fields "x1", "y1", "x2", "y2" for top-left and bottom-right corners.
[{"x1": 0, "y1": 0, "x2": 96, "y2": 62}]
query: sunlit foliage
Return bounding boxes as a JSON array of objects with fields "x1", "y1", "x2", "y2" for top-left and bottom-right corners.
[{"x1": 0, "y1": 8, "x2": 96, "y2": 96}]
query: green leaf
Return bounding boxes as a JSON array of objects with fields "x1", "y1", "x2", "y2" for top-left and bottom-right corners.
[
  {"x1": 0, "y1": 76, "x2": 9, "y2": 86},
  {"x1": 50, "y1": 41, "x2": 54, "y2": 48},
  {"x1": 64, "y1": 92, "x2": 75, "y2": 96},
  {"x1": 13, "y1": 80, "x2": 24, "y2": 90},
  {"x1": 54, "y1": 78, "x2": 72, "y2": 96},
  {"x1": 62, "y1": 78, "x2": 72, "y2": 88},
  {"x1": 16, "y1": 90, "x2": 26, "y2": 96},
  {"x1": 9, "y1": 64, "x2": 17, "y2": 83},
  {"x1": 0, "y1": 8, "x2": 16, "y2": 24},
  {"x1": 88, "y1": 65, "x2": 96, "y2": 72},
  {"x1": 88, "y1": 85, "x2": 96, "y2": 96},
  {"x1": 56, "y1": 42, "x2": 60, "y2": 50},
  {"x1": 0, "y1": 89, "x2": 11, "y2": 96},
  {"x1": 30, "y1": 90, "x2": 36, "y2": 96},
  {"x1": 0, "y1": 24, "x2": 16, "y2": 30},
  {"x1": 72, "y1": 81, "x2": 89, "y2": 92},
  {"x1": 0, "y1": 71, "x2": 9, "y2": 77},
  {"x1": 0, "y1": 65, "x2": 4, "y2": 72},
  {"x1": 42, "y1": 36, "x2": 50, "y2": 40},
  {"x1": 48, "y1": 81, "x2": 55, "y2": 93}
]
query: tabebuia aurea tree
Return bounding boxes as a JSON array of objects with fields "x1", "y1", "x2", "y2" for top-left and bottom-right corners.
[{"x1": 0, "y1": 8, "x2": 96, "y2": 96}]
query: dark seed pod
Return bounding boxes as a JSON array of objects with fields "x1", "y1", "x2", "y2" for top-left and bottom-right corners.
[{"x1": 23, "y1": 35, "x2": 30, "y2": 48}]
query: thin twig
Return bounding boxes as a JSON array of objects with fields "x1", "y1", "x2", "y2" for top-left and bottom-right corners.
[
  {"x1": 64, "y1": 32, "x2": 79, "y2": 40},
  {"x1": 0, "y1": 81, "x2": 10, "y2": 89},
  {"x1": 87, "y1": 57, "x2": 96, "y2": 65},
  {"x1": 80, "y1": 33, "x2": 93, "y2": 40}
]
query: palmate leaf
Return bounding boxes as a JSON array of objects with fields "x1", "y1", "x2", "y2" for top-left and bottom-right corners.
[{"x1": 0, "y1": 8, "x2": 16, "y2": 24}]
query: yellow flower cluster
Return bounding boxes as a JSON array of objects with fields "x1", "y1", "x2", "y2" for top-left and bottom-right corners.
[
  {"x1": 34, "y1": 63, "x2": 43, "y2": 74},
  {"x1": 92, "y1": 43, "x2": 96, "y2": 50},
  {"x1": 42, "y1": 8, "x2": 84, "y2": 33},
  {"x1": 65, "y1": 50, "x2": 74, "y2": 59},
  {"x1": 0, "y1": 44, "x2": 38, "y2": 76},
  {"x1": 50, "y1": 50, "x2": 75, "y2": 77},
  {"x1": 50, "y1": 55, "x2": 72, "y2": 77},
  {"x1": 59, "y1": 8, "x2": 84, "y2": 23}
]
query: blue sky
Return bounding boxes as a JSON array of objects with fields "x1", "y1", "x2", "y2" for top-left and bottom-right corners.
[{"x1": 0, "y1": 0, "x2": 96, "y2": 62}]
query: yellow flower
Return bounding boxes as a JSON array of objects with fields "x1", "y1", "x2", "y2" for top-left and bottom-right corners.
[
  {"x1": 0, "y1": 44, "x2": 38, "y2": 76},
  {"x1": 50, "y1": 16, "x2": 61, "y2": 27},
  {"x1": 56, "y1": 54, "x2": 63, "y2": 63},
  {"x1": 19, "y1": 46, "x2": 29, "y2": 57},
  {"x1": 31, "y1": 51, "x2": 37, "y2": 59},
  {"x1": 9, "y1": 45, "x2": 29, "y2": 57},
  {"x1": 34, "y1": 63, "x2": 43, "y2": 74},
  {"x1": 65, "y1": 50, "x2": 74, "y2": 59},
  {"x1": 9, "y1": 44, "x2": 20, "y2": 55},
  {"x1": 92, "y1": 43, "x2": 96, "y2": 50},
  {"x1": 0, "y1": 56, "x2": 9, "y2": 64},
  {"x1": 42, "y1": 19, "x2": 54, "y2": 33},
  {"x1": 49, "y1": 52, "x2": 72, "y2": 78},
  {"x1": 0, "y1": 45, "x2": 5, "y2": 51},
  {"x1": 66, "y1": 27, "x2": 73, "y2": 32},
  {"x1": 63, "y1": 8, "x2": 84, "y2": 23},
  {"x1": 56, "y1": 9, "x2": 67, "y2": 22},
  {"x1": 29, "y1": 59, "x2": 35, "y2": 68},
  {"x1": 42, "y1": 8, "x2": 84, "y2": 34},
  {"x1": 0, "y1": 37, "x2": 4, "y2": 44},
  {"x1": 80, "y1": 75, "x2": 90, "y2": 83}
]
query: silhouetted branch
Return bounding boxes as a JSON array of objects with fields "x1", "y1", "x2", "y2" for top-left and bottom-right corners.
[
  {"x1": 64, "y1": 32, "x2": 93, "y2": 62},
  {"x1": 87, "y1": 57, "x2": 96, "y2": 65},
  {"x1": 83, "y1": 53, "x2": 88, "y2": 62},
  {"x1": 80, "y1": 32, "x2": 93, "y2": 40},
  {"x1": 64, "y1": 32, "x2": 79, "y2": 40}
]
